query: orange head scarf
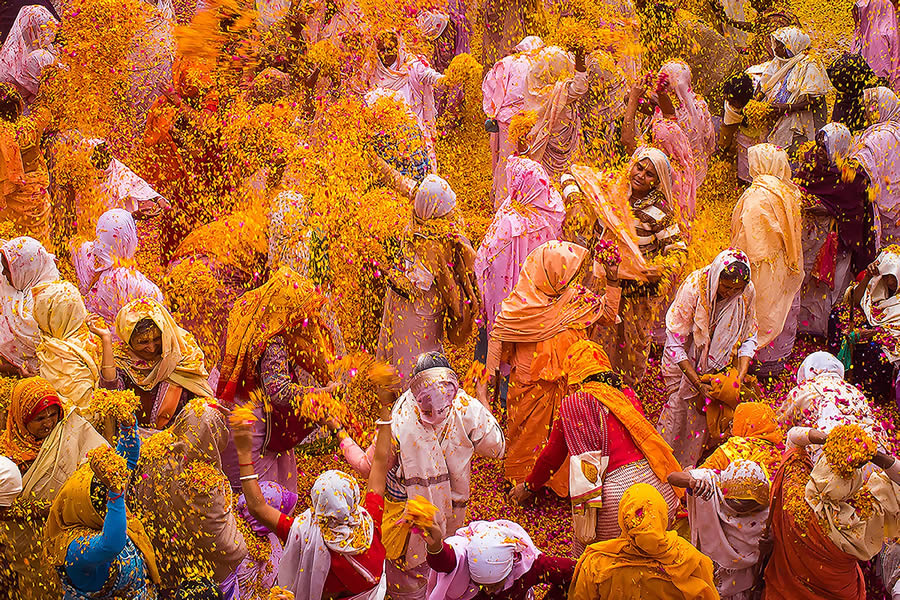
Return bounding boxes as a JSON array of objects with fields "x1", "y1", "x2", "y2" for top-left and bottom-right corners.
[
  {"x1": 564, "y1": 340, "x2": 683, "y2": 497},
  {"x1": 569, "y1": 483, "x2": 718, "y2": 600},
  {"x1": 0, "y1": 377, "x2": 62, "y2": 467},
  {"x1": 732, "y1": 402, "x2": 783, "y2": 444},
  {"x1": 490, "y1": 241, "x2": 605, "y2": 343}
]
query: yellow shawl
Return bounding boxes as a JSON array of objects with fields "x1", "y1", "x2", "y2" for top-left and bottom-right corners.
[
  {"x1": 113, "y1": 298, "x2": 213, "y2": 398},
  {"x1": 33, "y1": 281, "x2": 101, "y2": 411}
]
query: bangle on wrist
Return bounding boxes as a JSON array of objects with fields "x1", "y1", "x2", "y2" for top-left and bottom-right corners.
[
  {"x1": 427, "y1": 542, "x2": 443, "y2": 555},
  {"x1": 240, "y1": 473, "x2": 259, "y2": 482},
  {"x1": 238, "y1": 461, "x2": 254, "y2": 467},
  {"x1": 375, "y1": 419, "x2": 393, "y2": 426}
]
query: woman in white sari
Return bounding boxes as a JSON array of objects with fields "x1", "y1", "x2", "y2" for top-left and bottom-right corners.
[
  {"x1": 681, "y1": 459, "x2": 770, "y2": 600},
  {"x1": 755, "y1": 26, "x2": 831, "y2": 152},
  {"x1": 658, "y1": 248, "x2": 758, "y2": 468},
  {"x1": 0, "y1": 236, "x2": 59, "y2": 376},
  {"x1": 778, "y1": 352, "x2": 885, "y2": 445},
  {"x1": 383, "y1": 352, "x2": 505, "y2": 600}
]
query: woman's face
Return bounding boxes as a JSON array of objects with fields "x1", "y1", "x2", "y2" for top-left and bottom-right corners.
[
  {"x1": 773, "y1": 39, "x2": 791, "y2": 59},
  {"x1": 130, "y1": 323, "x2": 163, "y2": 362},
  {"x1": 724, "y1": 497, "x2": 765, "y2": 515},
  {"x1": 630, "y1": 158, "x2": 659, "y2": 197},
  {"x1": 716, "y1": 276, "x2": 747, "y2": 301},
  {"x1": 25, "y1": 405, "x2": 60, "y2": 440},
  {"x1": 885, "y1": 274, "x2": 899, "y2": 297},
  {"x1": 814, "y1": 131, "x2": 830, "y2": 165},
  {"x1": 377, "y1": 34, "x2": 399, "y2": 68}
]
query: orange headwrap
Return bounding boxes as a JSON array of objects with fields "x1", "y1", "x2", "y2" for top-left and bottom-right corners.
[
  {"x1": 564, "y1": 340, "x2": 684, "y2": 497},
  {"x1": 0, "y1": 377, "x2": 62, "y2": 467},
  {"x1": 732, "y1": 402, "x2": 783, "y2": 445}
]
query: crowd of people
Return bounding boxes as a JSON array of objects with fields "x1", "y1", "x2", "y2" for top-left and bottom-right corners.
[{"x1": 0, "y1": 0, "x2": 900, "y2": 598}]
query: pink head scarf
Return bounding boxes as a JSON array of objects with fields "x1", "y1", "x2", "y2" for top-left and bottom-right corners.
[
  {"x1": 0, "y1": 6, "x2": 58, "y2": 100},
  {"x1": 72, "y1": 209, "x2": 163, "y2": 325},
  {"x1": 414, "y1": 174, "x2": 456, "y2": 220},
  {"x1": 650, "y1": 116, "x2": 697, "y2": 221},
  {"x1": 851, "y1": 87, "x2": 900, "y2": 222},
  {"x1": 426, "y1": 520, "x2": 540, "y2": 600},
  {"x1": 410, "y1": 365, "x2": 458, "y2": 426},
  {"x1": 475, "y1": 156, "x2": 565, "y2": 330},
  {"x1": 852, "y1": 0, "x2": 900, "y2": 92},
  {"x1": 659, "y1": 61, "x2": 716, "y2": 183}
]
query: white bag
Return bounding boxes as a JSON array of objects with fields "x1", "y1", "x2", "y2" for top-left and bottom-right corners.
[{"x1": 569, "y1": 450, "x2": 608, "y2": 545}]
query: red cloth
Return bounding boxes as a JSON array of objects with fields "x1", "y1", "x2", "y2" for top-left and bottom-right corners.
[
  {"x1": 426, "y1": 541, "x2": 575, "y2": 599},
  {"x1": 276, "y1": 492, "x2": 387, "y2": 598},
  {"x1": 762, "y1": 451, "x2": 865, "y2": 600},
  {"x1": 526, "y1": 391, "x2": 645, "y2": 489}
]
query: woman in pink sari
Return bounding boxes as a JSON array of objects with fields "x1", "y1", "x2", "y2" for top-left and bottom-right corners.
[
  {"x1": 482, "y1": 36, "x2": 544, "y2": 206},
  {"x1": 852, "y1": 0, "x2": 900, "y2": 92},
  {"x1": 474, "y1": 155, "x2": 565, "y2": 334},
  {"x1": 72, "y1": 209, "x2": 163, "y2": 327},
  {"x1": 658, "y1": 60, "x2": 715, "y2": 186},
  {"x1": 851, "y1": 86, "x2": 900, "y2": 245},
  {"x1": 0, "y1": 6, "x2": 57, "y2": 109}
]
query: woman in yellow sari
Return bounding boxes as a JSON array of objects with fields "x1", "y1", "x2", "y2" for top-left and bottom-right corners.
[
  {"x1": 32, "y1": 281, "x2": 102, "y2": 412},
  {"x1": 96, "y1": 297, "x2": 213, "y2": 431},
  {"x1": 483, "y1": 241, "x2": 621, "y2": 495},
  {"x1": 217, "y1": 266, "x2": 340, "y2": 494},
  {"x1": 730, "y1": 143, "x2": 804, "y2": 372},
  {"x1": 569, "y1": 483, "x2": 718, "y2": 599}
]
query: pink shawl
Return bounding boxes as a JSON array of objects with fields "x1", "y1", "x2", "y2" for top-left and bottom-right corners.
[
  {"x1": 651, "y1": 116, "x2": 698, "y2": 221},
  {"x1": 0, "y1": 6, "x2": 57, "y2": 102},
  {"x1": 72, "y1": 209, "x2": 163, "y2": 325},
  {"x1": 481, "y1": 36, "x2": 544, "y2": 123},
  {"x1": 474, "y1": 156, "x2": 564, "y2": 331},
  {"x1": 851, "y1": 87, "x2": 900, "y2": 237},
  {"x1": 852, "y1": 0, "x2": 900, "y2": 92},
  {"x1": 659, "y1": 61, "x2": 715, "y2": 184}
]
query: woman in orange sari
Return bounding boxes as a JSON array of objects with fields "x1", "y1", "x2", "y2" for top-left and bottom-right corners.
[
  {"x1": 482, "y1": 241, "x2": 621, "y2": 495},
  {"x1": 0, "y1": 376, "x2": 61, "y2": 472},
  {"x1": 217, "y1": 266, "x2": 341, "y2": 494}
]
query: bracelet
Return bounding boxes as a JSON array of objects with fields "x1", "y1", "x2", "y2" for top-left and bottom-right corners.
[
  {"x1": 426, "y1": 543, "x2": 444, "y2": 555},
  {"x1": 238, "y1": 461, "x2": 254, "y2": 467},
  {"x1": 101, "y1": 364, "x2": 115, "y2": 370},
  {"x1": 240, "y1": 473, "x2": 259, "y2": 482},
  {"x1": 375, "y1": 419, "x2": 393, "y2": 426},
  {"x1": 108, "y1": 490, "x2": 124, "y2": 501}
]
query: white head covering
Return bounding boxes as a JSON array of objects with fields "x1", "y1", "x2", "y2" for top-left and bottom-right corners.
[
  {"x1": 426, "y1": 520, "x2": 540, "y2": 600},
  {"x1": 796, "y1": 351, "x2": 845, "y2": 384},
  {"x1": 416, "y1": 10, "x2": 450, "y2": 40},
  {"x1": 410, "y1": 366, "x2": 459, "y2": 426},
  {"x1": 631, "y1": 146, "x2": 674, "y2": 207},
  {"x1": 514, "y1": 36, "x2": 544, "y2": 53},
  {"x1": 0, "y1": 456, "x2": 22, "y2": 507},
  {"x1": 861, "y1": 247, "x2": 900, "y2": 362},
  {"x1": 277, "y1": 470, "x2": 377, "y2": 600},
  {"x1": 0, "y1": 236, "x2": 59, "y2": 372},
  {"x1": 414, "y1": 175, "x2": 457, "y2": 220},
  {"x1": 819, "y1": 123, "x2": 852, "y2": 162},
  {"x1": 0, "y1": 6, "x2": 58, "y2": 98},
  {"x1": 748, "y1": 143, "x2": 792, "y2": 181},
  {"x1": 864, "y1": 86, "x2": 900, "y2": 123}
]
